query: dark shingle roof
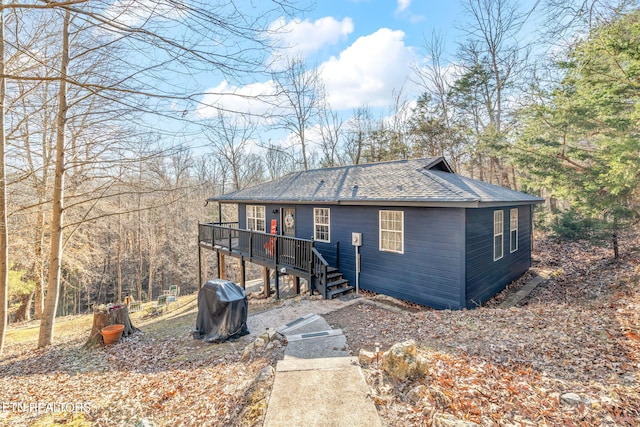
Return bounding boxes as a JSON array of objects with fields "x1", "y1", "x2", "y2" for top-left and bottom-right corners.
[{"x1": 208, "y1": 157, "x2": 544, "y2": 207}]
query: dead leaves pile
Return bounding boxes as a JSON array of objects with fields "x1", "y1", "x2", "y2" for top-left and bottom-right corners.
[
  {"x1": 0, "y1": 318, "x2": 280, "y2": 426},
  {"x1": 326, "y1": 231, "x2": 640, "y2": 426},
  {"x1": 1, "y1": 230, "x2": 639, "y2": 426}
]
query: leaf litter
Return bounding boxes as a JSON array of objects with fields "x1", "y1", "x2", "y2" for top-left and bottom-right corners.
[{"x1": 1, "y1": 230, "x2": 639, "y2": 426}]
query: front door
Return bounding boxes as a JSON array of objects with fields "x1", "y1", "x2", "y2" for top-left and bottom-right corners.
[{"x1": 281, "y1": 207, "x2": 295, "y2": 237}]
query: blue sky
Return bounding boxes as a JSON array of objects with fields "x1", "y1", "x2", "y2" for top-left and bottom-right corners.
[
  {"x1": 181, "y1": 0, "x2": 550, "y2": 153},
  {"x1": 196, "y1": 0, "x2": 472, "y2": 120}
]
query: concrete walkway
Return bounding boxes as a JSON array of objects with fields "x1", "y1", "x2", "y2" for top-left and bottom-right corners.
[
  {"x1": 263, "y1": 313, "x2": 382, "y2": 427},
  {"x1": 499, "y1": 268, "x2": 551, "y2": 308}
]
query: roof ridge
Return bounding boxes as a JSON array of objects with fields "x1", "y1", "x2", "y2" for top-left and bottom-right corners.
[
  {"x1": 298, "y1": 157, "x2": 439, "y2": 174},
  {"x1": 418, "y1": 168, "x2": 479, "y2": 201}
]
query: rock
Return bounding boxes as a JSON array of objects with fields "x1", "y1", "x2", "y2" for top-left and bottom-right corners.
[
  {"x1": 359, "y1": 349, "x2": 377, "y2": 365},
  {"x1": 406, "y1": 384, "x2": 428, "y2": 404},
  {"x1": 429, "y1": 386, "x2": 451, "y2": 408},
  {"x1": 381, "y1": 340, "x2": 429, "y2": 380},
  {"x1": 236, "y1": 366, "x2": 275, "y2": 425},
  {"x1": 254, "y1": 365, "x2": 275, "y2": 383},
  {"x1": 432, "y1": 413, "x2": 479, "y2": 427},
  {"x1": 241, "y1": 343, "x2": 255, "y2": 361},
  {"x1": 260, "y1": 328, "x2": 278, "y2": 343},
  {"x1": 254, "y1": 337, "x2": 266, "y2": 348},
  {"x1": 560, "y1": 392, "x2": 583, "y2": 406},
  {"x1": 374, "y1": 294, "x2": 405, "y2": 305}
]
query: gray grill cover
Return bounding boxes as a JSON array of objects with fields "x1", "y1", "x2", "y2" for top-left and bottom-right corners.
[{"x1": 194, "y1": 279, "x2": 249, "y2": 343}]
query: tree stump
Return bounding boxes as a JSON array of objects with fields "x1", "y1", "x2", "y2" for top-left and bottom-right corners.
[{"x1": 84, "y1": 305, "x2": 140, "y2": 348}]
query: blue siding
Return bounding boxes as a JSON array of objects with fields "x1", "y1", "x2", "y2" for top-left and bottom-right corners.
[
  {"x1": 465, "y1": 206, "x2": 532, "y2": 307},
  {"x1": 306, "y1": 205, "x2": 466, "y2": 309},
  {"x1": 233, "y1": 202, "x2": 534, "y2": 310}
]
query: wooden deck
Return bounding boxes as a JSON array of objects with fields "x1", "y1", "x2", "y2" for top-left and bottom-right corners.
[
  {"x1": 198, "y1": 222, "x2": 314, "y2": 272},
  {"x1": 198, "y1": 222, "x2": 331, "y2": 298}
]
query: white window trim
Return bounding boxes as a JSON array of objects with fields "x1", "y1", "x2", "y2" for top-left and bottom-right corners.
[
  {"x1": 246, "y1": 205, "x2": 266, "y2": 232},
  {"x1": 494, "y1": 210, "x2": 504, "y2": 261},
  {"x1": 379, "y1": 210, "x2": 404, "y2": 254},
  {"x1": 313, "y1": 208, "x2": 330, "y2": 242},
  {"x1": 510, "y1": 208, "x2": 519, "y2": 253}
]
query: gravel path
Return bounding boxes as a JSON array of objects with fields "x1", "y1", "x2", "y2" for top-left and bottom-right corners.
[{"x1": 245, "y1": 296, "x2": 362, "y2": 339}]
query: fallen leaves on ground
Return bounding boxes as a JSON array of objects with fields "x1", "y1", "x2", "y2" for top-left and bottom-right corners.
[
  {"x1": 1, "y1": 229, "x2": 639, "y2": 426},
  {"x1": 325, "y1": 229, "x2": 640, "y2": 426},
  {"x1": 0, "y1": 303, "x2": 284, "y2": 427}
]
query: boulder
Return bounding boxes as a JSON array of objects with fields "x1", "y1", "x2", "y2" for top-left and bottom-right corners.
[
  {"x1": 381, "y1": 340, "x2": 429, "y2": 380},
  {"x1": 432, "y1": 413, "x2": 479, "y2": 427},
  {"x1": 560, "y1": 392, "x2": 583, "y2": 407},
  {"x1": 406, "y1": 384, "x2": 428, "y2": 404},
  {"x1": 359, "y1": 349, "x2": 377, "y2": 365}
]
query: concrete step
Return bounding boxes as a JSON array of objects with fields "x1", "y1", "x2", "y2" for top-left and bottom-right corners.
[
  {"x1": 284, "y1": 330, "x2": 349, "y2": 359},
  {"x1": 276, "y1": 356, "x2": 358, "y2": 372},
  {"x1": 276, "y1": 313, "x2": 324, "y2": 336}
]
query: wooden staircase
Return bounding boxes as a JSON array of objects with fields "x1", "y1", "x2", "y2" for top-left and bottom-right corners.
[
  {"x1": 311, "y1": 247, "x2": 354, "y2": 299},
  {"x1": 325, "y1": 267, "x2": 354, "y2": 299}
]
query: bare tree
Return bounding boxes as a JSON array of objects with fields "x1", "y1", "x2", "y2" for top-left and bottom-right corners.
[
  {"x1": 451, "y1": 0, "x2": 531, "y2": 186},
  {"x1": 205, "y1": 111, "x2": 258, "y2": 191},
  {"x1": 0, "y1": 4, "x2": 7, "y2": 354},
  {"x1": 0, "y1": 0, "x2": 297, "y2": 349},
  {"x1": 263, "y1": 141, "x2": 295, "y2": 180},
  {"x1": 38, "y1": 6, "x2": 71, "y2": 348},
  {"x1": 343, "y1": 105, "x2": 375, "y2": 165},
  {"x1": 272, "y1": 57, "x2": 322, "y2": 170},
  {"x1": 411, "y1": 32, "x2": 468, "y2": 171},
  {"x1": 318, "y1": 103, "x2": 345, "y2": 167}
]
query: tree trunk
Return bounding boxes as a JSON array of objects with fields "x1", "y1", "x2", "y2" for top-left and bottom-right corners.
[
  {"x1": 14, "y1": 292, "x2": 34, "y2": 323},
  {"x1": 83, "y1": 305, "x2": 140, "y2": 349},
  {"x1": 147, "y1": 251, "x2": 154, "y2": 302},
  {"x1": 38, "y1": 8, "x2": 70, "y2": 349},
  {"x1": 0, "y1": 5, "x2": 8, "y2": 355}
]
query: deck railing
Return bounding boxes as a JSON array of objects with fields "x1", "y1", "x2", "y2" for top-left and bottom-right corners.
[
  {"x1": 198, "y1": 222, "x2": 314, "y2": 273},
  {"x1": 311, "y1": 247, "x2": 329, "y2": 298}
]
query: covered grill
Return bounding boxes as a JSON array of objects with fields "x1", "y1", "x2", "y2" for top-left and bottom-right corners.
[{"x1": 194, "y1": 279, "x2": 249, "y2": 343}]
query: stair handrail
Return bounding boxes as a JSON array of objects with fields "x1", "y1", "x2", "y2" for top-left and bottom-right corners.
[{"x1": 311, "y1": 247, "x2": 329, "y2": 299}]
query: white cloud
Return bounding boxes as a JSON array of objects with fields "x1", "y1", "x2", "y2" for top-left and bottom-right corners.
[
  {"x1": 319, "y1": 28, "x2": 416, "y2": 110},
  {"x1": 396, "y1": 0, "x2": 412, "y2": 13},
  {"x1": 196, "y1": 80, "x2": 278, "y2": 119},
  {"x1": 268, "y1": 16, "x2": 354, "y2": 58}
]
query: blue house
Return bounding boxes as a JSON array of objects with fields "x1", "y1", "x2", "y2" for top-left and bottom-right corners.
[{"x1": 199, "y1": 157, "x2": 544, "y2": 309}]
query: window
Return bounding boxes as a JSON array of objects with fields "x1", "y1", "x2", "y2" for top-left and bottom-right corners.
[
  {"x1": 510, "y1": 208, "x2": 518, "y2": 253},
  {"x1": 314, "y1": 208, "x2": 330, "y2": 242},
  {"x1": 246, "y1": 205, "x2": 265, "y2": 232},
  {"x1": 379, "y1": 210, "x2": 404, "y2": 254},
  {"x1": 494, "y1": 210, "x2": 504, "y2": 261}
]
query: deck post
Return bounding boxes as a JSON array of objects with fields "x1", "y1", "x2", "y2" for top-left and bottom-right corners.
[
  {"x1": 263, "y1": 266, "x2": 269, "y2": 298},
  {"x1": 240, "y1": 257, "x2": 246, "y2": 290},
  {"x1": 274, "y1": 238, "x2": 279, "y2": 299},
  {"x1": 220, "y1": 253, "x2": 226, "y2": 279},
  {"x1": 198, "y1": 243, "x2": 202, "y2": 290},
  {"x1": 216, "y1": 250, "x2": 221, "y2": 278},
  {"x1": 294, "y1": 276, "x2": 300, "y2": 294}
]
